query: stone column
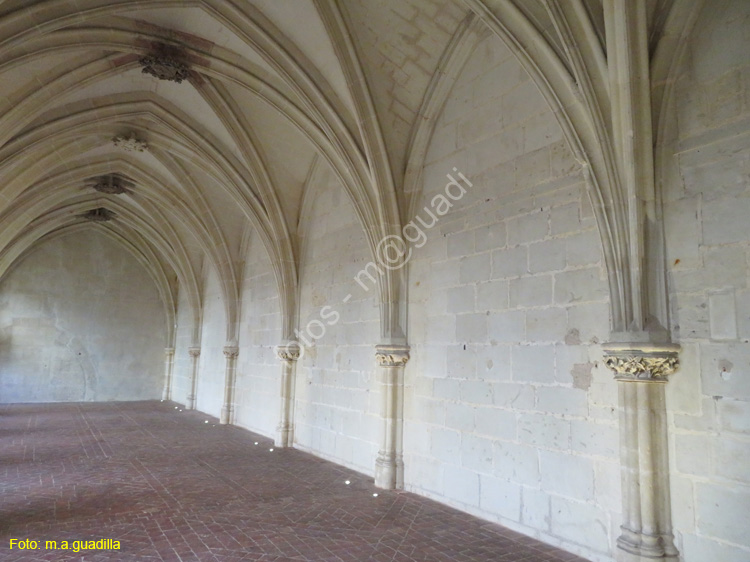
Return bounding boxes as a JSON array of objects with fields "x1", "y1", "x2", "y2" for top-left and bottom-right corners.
[
  {"x1": 186, "y1": 346, "x2": 200, "y2": 410},
  {"x1": 603, "y1": 341, "x2": 680, "y2": 562},
  {"x1": 374, "y1": 344, "x2": 409, "y2": 490},
  {"x1": 220, "y1": 345, "x2": 240, "y2": 425},
  {"x1": 274, "y1": 342, "x2": 300, "y2": 447},
  {"x1": 160, "y1": 347, "x2": 175, "y2": 401}
]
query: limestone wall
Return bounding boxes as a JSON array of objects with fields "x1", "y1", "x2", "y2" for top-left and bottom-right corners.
[
  {"x1": 195, "y1": 265, "x2": 226, "y2": 418},
  {"x1": 0, "y1": 229, "x2": 166, "y2": 403},
  {"x1": 292, "y1": 166, "x2": 382, "y2": 475},
  {"x1": 404, "y1": 35, "x2": 618, "y2": 561},
  {"x1": 234, "y1": 229, "x2": 282, "y2": 435},
  {"x1": 663, "y1": 2, "x2": 750, "y2": 560},
  {"x1": 171, "y1": 286, "x2": 193, "y2": 406}
]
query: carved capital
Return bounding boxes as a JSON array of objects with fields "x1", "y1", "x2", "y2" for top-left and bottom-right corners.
[
  {"x1": 164, "y1": 347, "x2": 175, "y2": 357},
  {"x1": 602, "y1": 342, "x2": 680, "y2": 383},
  {"x1": 188, "y1": 347, "x2": 201, "y2": 358},
  {"x1": 375, "y1": 345, "x2": 410, "y2": 367},
  {"x1": 223, "y1": 346, "x2": 239, "y2": 358},
  {"x1": 276, "y1": 342, "x2": 301, "y2": 362}
]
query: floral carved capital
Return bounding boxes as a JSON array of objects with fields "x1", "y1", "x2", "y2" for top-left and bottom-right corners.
[
  {"x1": 223, "y1": 346, "x2": 239, "y2": 359},
  {"x1": 276, "y1": 343, "x2": 301, "y2": 362},
  {"x1": 375, "y1": 345, "x2": 410, "y2": 367},
  {"x1": 602, "y1": 343, "x2": 680, "y2": 383}
]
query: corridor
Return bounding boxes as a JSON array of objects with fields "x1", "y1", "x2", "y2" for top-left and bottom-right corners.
[{"x1": 1, "y1": 402, "x2": 586, "y2": 561}]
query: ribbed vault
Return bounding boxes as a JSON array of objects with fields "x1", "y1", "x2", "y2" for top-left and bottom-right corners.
[
  {"x1": 0, "y1": 3, "x2": 711, "y2": 560},
  {"x1": 0, "y1": 0, "x2": 697, "y2": 345}
]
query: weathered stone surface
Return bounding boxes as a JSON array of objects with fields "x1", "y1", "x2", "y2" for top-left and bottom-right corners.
[{"x1": 0, "y1": 231, "x2": 165, "y2": 403}]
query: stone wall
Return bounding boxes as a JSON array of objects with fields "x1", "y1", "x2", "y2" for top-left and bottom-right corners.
[
  {"x1": 171, "y1": 285, "x2": 193, "y2": 406},
  {"x1": 195, "y1": 265, "x2": 227, "y2": 417},
  {"x1": 663, "y1": 2, "x2": 750, "y2": 560},
  {"x1": 235, "y1": 229, "x2": 282, "y2": 435},
  {"x1": 293, "y1": 166, "x2": 382, "y2": 475},
  {"x1": 404, "y1": 35, "x2": 618, "y2": 561},
  {"x1": 0, "y1": 229, "x2": 166, "y2": 403}
]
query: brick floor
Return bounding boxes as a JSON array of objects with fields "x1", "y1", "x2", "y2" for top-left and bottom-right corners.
[{"x1": 0, "y1": 402, "x2": 590, "y2": 561}]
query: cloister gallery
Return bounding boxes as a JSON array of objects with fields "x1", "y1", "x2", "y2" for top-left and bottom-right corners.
[{"x1": 0, "y1": 1, "x2": 748, "y2": 561}]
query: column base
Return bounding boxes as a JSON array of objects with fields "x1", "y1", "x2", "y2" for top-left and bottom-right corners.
[
  {"x1": 186, "y1": 394, "x2": 196, "y2": 410},
  {"x1": 275, "y1": 423, "x2": 294, "y2": 447},
  {"x1": 161, "y1": 388, "x2": 170, "y2": 401},
  {"x1": 220, "y1": 405, "x2": 233, "y2": 425},
  {"x1": 616, "y1": 529, "x2": 679, "y2": 562},
  {"x1": 616, "y1": 546, "x2": 679, "y2": 562},
  {"x1": 374, "y1": 452, "x2": 403, "y2": 490}
]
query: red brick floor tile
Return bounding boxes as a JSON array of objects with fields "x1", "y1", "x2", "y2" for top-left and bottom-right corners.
[{"x1": 0, "y1": 402, "x2": 590, "y2": 561}]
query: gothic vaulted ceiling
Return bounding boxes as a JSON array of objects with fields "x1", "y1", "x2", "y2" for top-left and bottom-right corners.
[{"x1": 0, "y1": 0, "x2": 686, "y2": 344}]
